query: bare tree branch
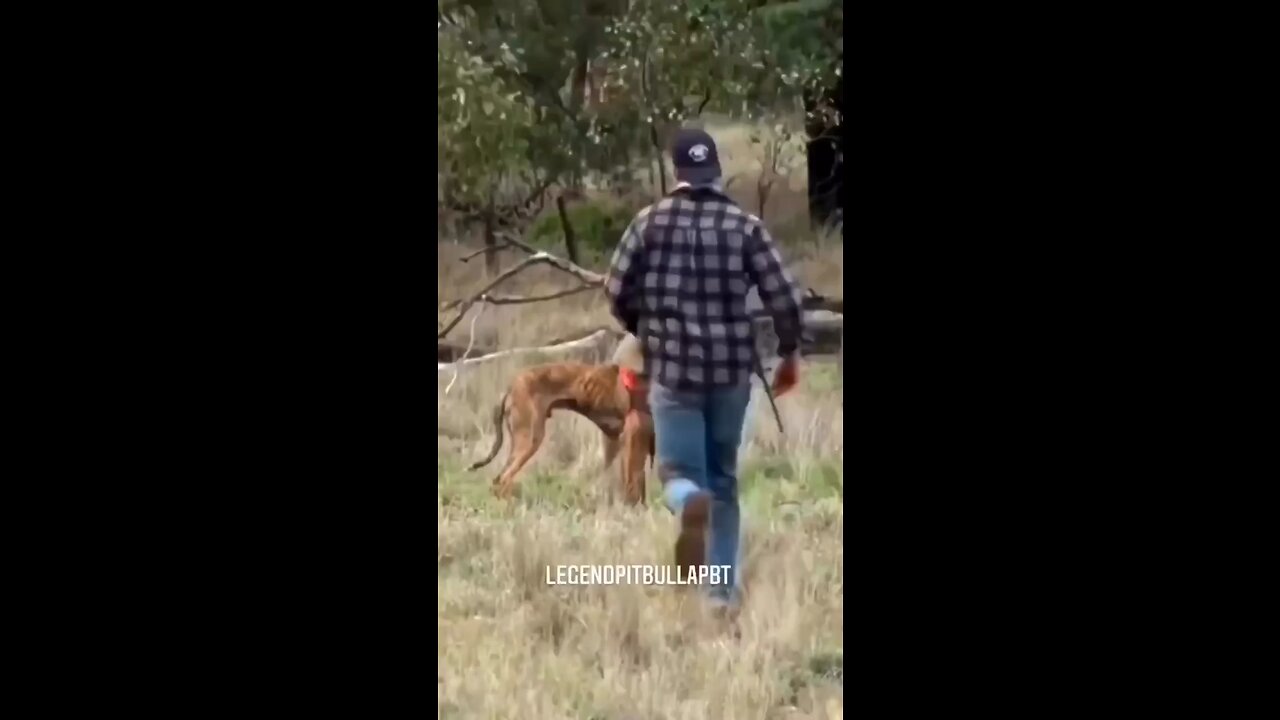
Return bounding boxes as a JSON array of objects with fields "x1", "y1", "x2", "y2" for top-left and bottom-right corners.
[
  {"x1": 459, "y1": 245, "x2": 501, "y2": 263},
  {"x1": 488, "y1": 233, "x2": 602, "y2": 285},
  {"x1": 445, "y1": 301, "x2": 487, "y2": 396},
  {"x1": 492, "y1": 230, "x2": 543, "y2": 256},
  {"x1": 438, "y1": 251, "x2": 606, "y2": 339},
  {"x1": 442, "y1": 175, "x2": 555, "y2": 225},
  {"x1": 458, "y1": 230, "x2": 546, "y2": 263}
]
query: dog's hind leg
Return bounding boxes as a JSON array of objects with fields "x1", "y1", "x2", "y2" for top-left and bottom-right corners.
[
  {"x1": 493, "y1": 401, "x2": 548, "y2": 499},
  {"x1": 490, "y1": 402, "x2": 524, "y2": 493},
  {"x1": 603, "y1": 434, "x2": 621, "y2": 468},
  {"x1": 469, "y1": 391, "x2": 509, "y2": 471}
]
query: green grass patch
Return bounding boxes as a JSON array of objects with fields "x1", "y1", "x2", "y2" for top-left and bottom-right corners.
[
  {"x1": 804, "y1": 362, "x2": 842, "y2": 394},
  {"x1": 740, "y1": 455, "x2": 842, "y2": 515}
]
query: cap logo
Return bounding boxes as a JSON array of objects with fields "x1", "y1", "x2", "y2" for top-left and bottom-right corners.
[{"x1": 688, "y1": 144, "x2": 709, "y2": 163}]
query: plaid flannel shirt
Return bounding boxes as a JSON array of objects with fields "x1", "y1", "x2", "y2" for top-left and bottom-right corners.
[{"x1": 603, "y1": 187, "x2": 805, "y2": 390}]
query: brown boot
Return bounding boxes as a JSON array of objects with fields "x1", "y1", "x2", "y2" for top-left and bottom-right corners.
[{"x1": 674, "y1": 491, "x2": 711, "y2": 572}]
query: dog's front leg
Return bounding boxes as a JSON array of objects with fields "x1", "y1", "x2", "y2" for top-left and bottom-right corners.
[
  {"x1": 601, "y1": 434, "x2": 622, "y2": 504},
  {"x1": 620, "y1": 411, "x2": 651, "y2": 506}
]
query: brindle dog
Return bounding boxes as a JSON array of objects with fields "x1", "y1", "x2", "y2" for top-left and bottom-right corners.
[{"x1": 469, "y1": 362, "x2": 654, "y2": 503}]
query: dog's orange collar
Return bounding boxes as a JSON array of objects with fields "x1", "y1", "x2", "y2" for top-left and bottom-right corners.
[{"x1": 620, "y1": 367, "x2": 641, "y2": 392}]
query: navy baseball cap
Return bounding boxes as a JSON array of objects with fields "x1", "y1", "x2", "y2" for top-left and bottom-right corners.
[{"x1": 670, "y1": 128, "x2": 722, "y2": 185}]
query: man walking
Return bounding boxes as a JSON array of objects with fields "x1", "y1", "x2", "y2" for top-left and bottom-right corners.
[{"x1": 604, "y1": 127, "x2": 805, "y2": 610}]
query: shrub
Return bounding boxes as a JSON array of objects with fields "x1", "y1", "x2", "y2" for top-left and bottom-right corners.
[{"x1": 527, "y1": 199, "x2": 637, "y2": 267}]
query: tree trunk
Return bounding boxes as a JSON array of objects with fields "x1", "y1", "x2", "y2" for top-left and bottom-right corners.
[
  {"x1": 804, "y1": 78, "x2": 843, "y2": 231},
  {"x1": 483, "y1": 194, "x2": 498, "y2": 277},
  {"x1": 650, "y1": 124, "x2": 667, "y2": 196},
  {"x1": 569, "y1": 51, "x2": 589, "y2": 114},
  {"x1": 555, "y1": 195, "x2": 580, "y2": 265}
]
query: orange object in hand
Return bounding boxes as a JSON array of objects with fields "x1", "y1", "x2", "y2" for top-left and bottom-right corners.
[{"x1": 772, "y1": 355, "x2": 800, "y2": 397}]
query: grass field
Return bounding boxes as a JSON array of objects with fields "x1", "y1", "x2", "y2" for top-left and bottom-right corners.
[{"x1": 438, "y1": 120, "x2": 843, "y2": 719}]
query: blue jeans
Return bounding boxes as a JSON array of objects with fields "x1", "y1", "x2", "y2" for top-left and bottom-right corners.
[{"x1": 649, "y1": 380, "x2": 752, "y2": 603}]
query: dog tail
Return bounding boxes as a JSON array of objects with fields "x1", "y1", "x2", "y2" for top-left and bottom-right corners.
[{"x1": 469, "y1": 390, "x2": 508, "y2": 471}]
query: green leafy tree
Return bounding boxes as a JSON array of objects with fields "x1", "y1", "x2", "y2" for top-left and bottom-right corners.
[
  {"x1": 438, "y1": 8, "x2": 537, "y2": 273},
  {"x1": 437, "y1": 0, "x2": 842, "y2": 241},
  {"x1": 439, "y1": 0, "x2": 628, "y2": 193}
]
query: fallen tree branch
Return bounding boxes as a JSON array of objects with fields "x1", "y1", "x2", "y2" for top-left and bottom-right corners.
[
  {"x1": 745, "y1": 288, "x2": 844, "y2": 319},
  {"x1": 438, "y1": 325, "x2": 623, "y2": 363},
  {"x1": 441, "y1": 240, "x2": 842, "y2": 350},
  {"x1": 484, "y1": 285, "x2": 597, "y2": 305},
  {"x1": 438, "y1": 313, "x2": 840, "y2": 369},
  {"x1": 439, "y1": 284, "x2": 596, "y2": 315},
  {"x1": 457, "y1": 231, "x2": 554, "y2": 266},
  {"x1": 443, "y1": 277, "x2": 840, "y2": 327},
  {"x1": 438, "y1": 251, "x2": 606, "y2": 339},
  {"x1": 439, "y1": 340, "x2": 496, "y2": 362},
  {"x1": 438, "y1": 329, "x2": 618, "y2": 372},
  {"x1": 525, "y1": 251, "x2": 604, "y2": 285},
  {"x1": 797, "y1": 311, "x2": 843, "y2": 356},
  {"x1": 544, "y1": 325, "x2": 626, "y2": 347}
]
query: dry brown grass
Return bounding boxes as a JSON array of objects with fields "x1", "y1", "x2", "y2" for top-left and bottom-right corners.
[
  {"x1": 438, "y1": 119, "x2": 843, "y2": 720},
  {"x1": 438, "y1": 337, "x2": 843, "y2": 720},
  {"x1": 438, "y1": 354, "x2": 843, "y2": 720}
]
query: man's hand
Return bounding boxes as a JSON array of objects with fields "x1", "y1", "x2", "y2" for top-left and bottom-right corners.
[{"x1": 772, "y1": 352, "x2": 800, "y2": 397}]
